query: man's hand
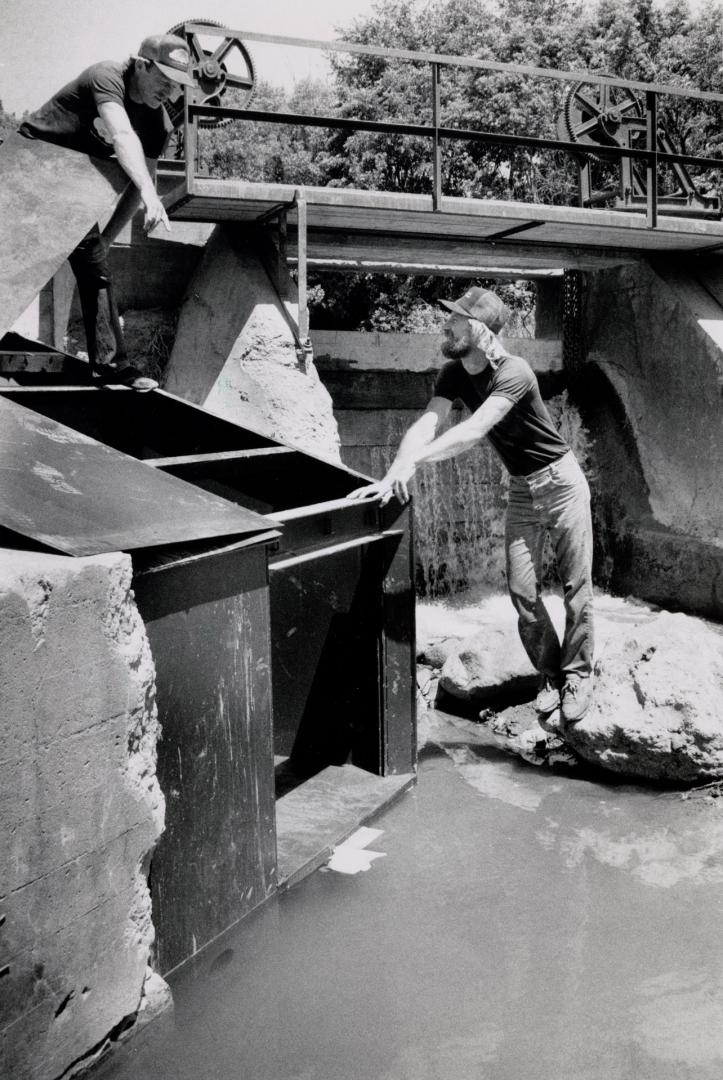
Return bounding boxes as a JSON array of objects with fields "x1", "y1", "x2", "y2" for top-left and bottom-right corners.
[
  {"x1": 347, "y1": 462, "x2": 416, "y2": 506},
  {"x1": 140, "y1": 189, "x2": 171, "y2": 233}
]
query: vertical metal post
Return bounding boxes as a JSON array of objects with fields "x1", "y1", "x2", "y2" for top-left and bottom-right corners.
[
  {"x1": 431, "y1": 63, "x2": 442, "y2": 211},
  {"x1": 646, "y1": 90, "x2": 658, "y2": 229},
  {"x1": 183, "y1": 88, "x2": 197, "y2": 195},
  {"x1": 277, "y1": 209, "x2": 288, "y2": 298},
  {"x1": 296, "y1": 191, "x2": 310, "y2": 346}
]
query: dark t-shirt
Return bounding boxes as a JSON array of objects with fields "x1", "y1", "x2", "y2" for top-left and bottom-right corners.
[
  {"x1": 433, "y1": 353, "x2": 569, "y2": 476},
  {"x1": 19, "y1": 60, "x2": 171, "y2": 159}
]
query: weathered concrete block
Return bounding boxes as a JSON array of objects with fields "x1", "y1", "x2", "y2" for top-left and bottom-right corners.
[
  {"x1": 0, "y1": 550, "x2": 166, "y2": 1080},
  {"x1": 584, "y1": 259, "x2": 723, "y2": 541}
]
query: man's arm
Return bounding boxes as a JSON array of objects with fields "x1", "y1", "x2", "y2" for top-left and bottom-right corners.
[
  {"x1": 100, "y1": 158, "x2": 160, "y2": 243},
  {"x1": 415, "y1": 394, "x2": 513, "y2": 463},
  {"x1": 97, "y1": 102, "x2": 170, "y2": 232},
  {"x1": 348, "y1": 394, "x2": 513, "y2": 505},
  {"x1": 347, "y1": 396, "x2": 452, "y2": 505}
]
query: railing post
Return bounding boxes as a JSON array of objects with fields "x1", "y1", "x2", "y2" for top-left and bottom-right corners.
[
  {"x1": 646, "y1": 90, "x2": 658, "y2": 229},
  {"x1": 184, "y1": 88, "x2": 198, "y2": 194},
  {"x1": 295, "y1": 191, "x2": 311, "y2": 350},
  {"x1": 431, "y1": 62, "x2": 442, "y2": 210}
]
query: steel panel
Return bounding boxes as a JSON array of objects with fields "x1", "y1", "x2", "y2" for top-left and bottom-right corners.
[
  {"x1": 0, "y1": 135, "x2": 127, "y2": 339},
  {"x1": 134, "y1": 545, "x2": 277, "y2": 975},
  {"x1": 0, "y1": 395, "x2": 274, "y2": 555}
]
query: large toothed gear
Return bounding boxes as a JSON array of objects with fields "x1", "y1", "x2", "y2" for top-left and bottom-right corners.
[
  {"x1": 557, "y1": 80, "x2": 644, "y2": 158},
  {"x1": 166, "y1": 19, "x2": 256, "y2": 130}
]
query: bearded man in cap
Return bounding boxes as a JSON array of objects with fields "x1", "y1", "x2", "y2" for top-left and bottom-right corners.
[
  {"x1": 349, "y1": 286, "x2": 595, "y2": 725},
  {"x1": 18, "y1": 34, "x2": 197, "y2": 389}
]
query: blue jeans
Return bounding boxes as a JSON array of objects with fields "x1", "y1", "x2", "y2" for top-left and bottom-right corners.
[{"x1": 505, "y1": 450, "x2": 594, "y2": 680}]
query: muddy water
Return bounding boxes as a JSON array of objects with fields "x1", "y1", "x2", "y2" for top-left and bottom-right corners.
[{"x1": 97, "y1": 738, "x2": 723, "y2": 1080}]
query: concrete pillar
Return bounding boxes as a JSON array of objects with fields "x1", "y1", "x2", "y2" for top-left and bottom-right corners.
[{"x1": 165, "y1": 225, "x2": 340, "y2": 462}]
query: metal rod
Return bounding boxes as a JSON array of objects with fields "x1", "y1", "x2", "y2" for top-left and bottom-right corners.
[
  {"x1": 296, "y1": 190, "x2": 309, "y2": 345},
  {"x1": 646, "y1": 90, "x2": 658, "y2": 229},
  {"x1": 431, "y1": 63, "x2": 442, "y2": 210},
  {"x1": 183, "y1": 23, "x2": 723, "y2": 105},
  {"x1": 183, "y1": 87, "x2": 195, "y2": 194},
  {"x1": 188, "y1": 104, "x2": 723, "y2": 171},
  {"x1": 485, "y1": 220, "x2": 545, "y2": 241},
  {"x1": 269, "y1": 529, "x2": 405, "y2": 572}
]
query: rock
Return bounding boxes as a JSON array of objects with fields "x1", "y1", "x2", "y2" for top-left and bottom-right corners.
[
  {"x1": 418, "y1": 637, "x2": 461, "y2": 670},
  {"x1": 438, "y1": 623, "x2": 537, "y2": 703},
  {"x1": 565, "y1": 610, "x2": 723, "y2": 782},
  {"x1": 423, "y1": 590, "x2": 723, "y2": 783},
  {"x1": 415, "y1": 663, "x2": 437, "y2": 699}
]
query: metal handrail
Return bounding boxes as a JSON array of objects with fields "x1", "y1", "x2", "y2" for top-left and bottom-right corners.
[{"x1": 180, "y1": 24, "x2": 723, "y2": 229}]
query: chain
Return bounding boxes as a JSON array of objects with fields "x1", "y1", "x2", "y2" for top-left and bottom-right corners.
[{"x1": 562, "y1": 269, "x2": 584, "y2": 373}]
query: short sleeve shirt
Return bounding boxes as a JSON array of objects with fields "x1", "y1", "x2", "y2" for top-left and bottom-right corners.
[
  {"x1": 19, "y1": 60, "x2": 172, "y2": 159},
  {"x1": 433, "y1": 353, "x2": 569, "y2": 476}
]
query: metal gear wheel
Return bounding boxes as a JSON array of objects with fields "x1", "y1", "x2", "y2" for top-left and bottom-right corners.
[{"x1": 165, "y1": 19, "x2": 256, "y2": 130}]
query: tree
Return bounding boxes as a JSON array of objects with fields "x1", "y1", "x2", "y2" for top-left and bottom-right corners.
[{"x1": 0, "y1": 99, "x2": 19, "y2": 144}]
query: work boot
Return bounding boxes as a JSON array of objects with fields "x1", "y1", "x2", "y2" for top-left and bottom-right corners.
[
  {"x1": 561, "y1": 673, "x2": 593, "y2": 723},
  {"x1": 535, "y1": 673, "x2": 561, "y2": 715}
]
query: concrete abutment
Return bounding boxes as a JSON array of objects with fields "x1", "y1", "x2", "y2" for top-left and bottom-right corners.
[{"x1": 0, "y1": 551, "x2": 166, "y2": 1080}]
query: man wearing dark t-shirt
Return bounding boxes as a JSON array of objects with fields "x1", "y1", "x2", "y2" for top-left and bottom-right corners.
[
  {"x1": 19, "y1": 33, "x2": 196, "y2": 389},
  {"x1": 349, "y1": 286, "x2": 594, "y2": 725}
]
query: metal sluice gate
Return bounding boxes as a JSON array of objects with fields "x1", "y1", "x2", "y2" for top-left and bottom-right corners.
[{"x1": 0, "y1": 368, "x2": 416, "y2": 974}]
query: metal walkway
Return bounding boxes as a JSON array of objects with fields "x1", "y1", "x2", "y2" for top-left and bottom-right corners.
[
  {"x1": 165, "y1": 175, "x2": 723, "y2": 274},
  {"x1": 158, "y1": 23, "x2": 723, "y2": 325}
]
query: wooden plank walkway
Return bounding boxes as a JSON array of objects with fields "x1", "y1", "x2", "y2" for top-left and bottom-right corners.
[{"x1": 164, "y1": 177, "x2": 723, "y2": 272}]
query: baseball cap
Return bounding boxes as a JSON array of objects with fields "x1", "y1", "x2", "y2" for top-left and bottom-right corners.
[
  {"x1": 137, "y1": 34, "x2": 196, "y2": 87},
  {"x1": 439, "y1": 286, "x2": 511, "y2": 334}
]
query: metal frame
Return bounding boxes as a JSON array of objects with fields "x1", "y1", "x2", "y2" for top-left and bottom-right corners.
[
  {"x1": 179, "y1": 22, "x2": 723, "y2": 238},
  {"x1": 174, "y1": 25, "x2": 723, "y2": 316}
]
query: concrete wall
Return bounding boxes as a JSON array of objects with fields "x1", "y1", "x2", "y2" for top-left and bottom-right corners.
[
  {"x1": 580, "y1": 258, "x2": 723, "y2": 616},
  {"x1": 0, "y1": 550, "x2": 167, "y2": 1080}
]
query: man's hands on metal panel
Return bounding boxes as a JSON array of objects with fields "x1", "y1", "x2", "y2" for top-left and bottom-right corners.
[
  {"x1": 140, "y1": 189, "x2": 171, "y2": 233},
  {"x1": 347, "y1": 461, "x2": 417, "y2": 506}
]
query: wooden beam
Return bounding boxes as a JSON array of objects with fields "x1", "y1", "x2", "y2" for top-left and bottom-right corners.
[
  {"x1": 297, "y1": 259, "x2": 564, "y2": 278},
  {"x1": 288, "y1": 228, "x2": 641, "y2": 271},
  {"x1": 146, "y1": 447, "x2": 296, "y2": 468}
]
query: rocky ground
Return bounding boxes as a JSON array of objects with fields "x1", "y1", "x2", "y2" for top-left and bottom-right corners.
[{"x1": 416, "y1": 587, "x2": 723, "y2": 786}]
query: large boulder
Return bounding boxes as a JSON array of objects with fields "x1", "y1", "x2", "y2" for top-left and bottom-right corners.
[
  {"x1": 421, "y1": 592, "x2": 723, "y2": 783},
  {"x1": 564, "y1": 610, "x2": 723, "y2": 782}
]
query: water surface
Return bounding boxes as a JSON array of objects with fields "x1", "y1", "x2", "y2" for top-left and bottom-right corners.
[{"x1": 97, "y1": 729, "x2": 723, "y2": 1080}]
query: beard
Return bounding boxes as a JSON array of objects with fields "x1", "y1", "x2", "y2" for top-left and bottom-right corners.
[{"x1": 441, "y1": 333, "x2": 473, "y2": 358}]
